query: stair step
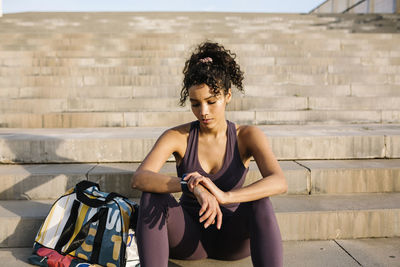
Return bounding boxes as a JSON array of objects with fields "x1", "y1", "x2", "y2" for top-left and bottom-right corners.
[
  {"x1": 273, "y1": 193, "x2": 400, "y2": 240},
  {"x1": 0, "y1": 161, "x2": 307, "y2": 200},
  {"x1": 1, "y1": 41, "x2": 399, "y2": 52},
  {"x1": 1, "y1": 110, "x2": 400, "y2": 128},
  {"x1": 1, "y1": 48, "x2": 399, "y2": 58},
  {"x1": 1, "y1": 193, "x2": 399, "y2": 247},
  {"x1": 2, "y1": 85, "x2": 399, "y2": 99},
  {"x1": 297, "y1": 159, "x2": 400, "y2": 194},
  {"x1": 1, "y1": 97, "x2": 400, "y2": 113},
  {"x1": 1, "y1": 159, "x2": 400, "y2": 200},
  {"x1": 3, "y1": 237, "x2": 400, "y2": 267},
  {"x1": 0, "y1": 74, "x2": 398, "y2": 87},
  {"x1": 3, "y1": 65, "x2": 398, "y2": 76},
  {"x1": 0, "y1": 124, "x2": 398, "y2": 163},
  {"x1": 8, "y1": 238, "x2": 400, "y2": 267},
  {"x1": 2, "y1": 57, "x2": 400, "y2": 68}
]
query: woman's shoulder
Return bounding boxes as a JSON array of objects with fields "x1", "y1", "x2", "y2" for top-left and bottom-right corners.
[
  {"x1": 162, "y1": 122, "x2": 193, "y2": 158},
  {"x1": 235, "y1": 124, "x2": 268, "y2": 147},
  {"x1": 236, "y1": 124, "x2": 262, "y2": 137},
  {"x1": 162, "y1": 121, "x2": 193, "y2": 141}
]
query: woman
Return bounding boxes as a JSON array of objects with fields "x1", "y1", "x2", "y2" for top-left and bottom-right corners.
[{"x1": 131, "y1": 42, "x2": 287, "y2": 267}]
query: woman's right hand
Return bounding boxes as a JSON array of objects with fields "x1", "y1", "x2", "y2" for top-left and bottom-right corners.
[{"x1": 192, "y1": 184, "x2": 223, "y2": 230}]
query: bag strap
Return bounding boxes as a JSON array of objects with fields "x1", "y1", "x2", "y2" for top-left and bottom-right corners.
[
  {"x1": 90, "y1": 207, "x2": 108, "y2": 263},
  {"x1": 76, "y1": 180, "x2": 124, "y2": 208},
  {"x1": 63, "y1": 207, "x2": 108, "y2": 255},
  {"x1": 55, "y1": 200, "x2": 81, "y2": 252},
  {"x1": 130, "y1": 202, "x2": 140, "y2": 230}
]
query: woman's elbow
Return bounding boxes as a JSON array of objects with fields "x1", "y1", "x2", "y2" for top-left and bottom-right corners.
[
  {"x1": 280, "y1": 180, "x2": 288, "y2": 194},
  {"x1": 131, "y1": 171, "x2": 142, "y2": 189},
  {"x1": 278, "y1": 174, "x2": 288, "y2": 195}
]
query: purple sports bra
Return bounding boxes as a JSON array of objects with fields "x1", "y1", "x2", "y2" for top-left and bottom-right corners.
[{"x1": 176, "y1": 120, "x2": 249, "y2": 215}]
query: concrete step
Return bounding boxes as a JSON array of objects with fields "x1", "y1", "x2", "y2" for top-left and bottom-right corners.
[
  {"x1": 0, "y1": 124, "x2": 398, "y2": 163},
  {"x1": 0, "y1": 13, "x2": 398, "y2": 36},
  {"x1": 2, "y1": 65, "x2": 399, "y2": 76},
  {"x1": 0, "y1": 97, "x2": 310, "y2": 113},
  {"x1": 2, "y1": 56, "x2": 400, "y2": 68},
  {"x1": 2, "y1": 29, "x2": 397, "y2": 41},
  {"x1": 1, "y1": 159, "x2": 399, "y2": 200},
  {"x1": 1, "y1": 33, "x2": 399, "y2": 47},
  {"x1": 246, "y1": 84, "x2": 400, "y2": 97},
  {"x1": 0, "y1": 19, "x2": 398, "y2": 38},
  {"x1": 0, "y1": 24, "x2": 397, "y2": 38},
  {"x1": 296, "y1": 159, "x2": 400, "y2": 194},
  {"x1": 0, "y1": 73, "x2": 398, "y2": 87},
  {"x1": 3, "y1": 237, "x2": 400, "y2": 267},
  {"x1": 0, "y1": 160, "x2": 308, "y2": 200},
  {"x1": 1, "y1": 48, "x2": 399, "y2": 59},
  {"x1": 1, "y1": 109, "x2": 400, "y2": 128},
  {"x1": 1, "y1": 97, "x2": 400, "y2": 113},
  {"x1": 1, "y1": 193, "x2": 399, "y2": 247},
  {"x1": 2, "y1": 85, "x2": 399, "y2": 99},
  {"x1": 1, "y1": 42, "x2": 399, "y2": 55}
]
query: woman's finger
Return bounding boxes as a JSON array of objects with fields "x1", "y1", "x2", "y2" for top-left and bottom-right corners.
[
  {"x1": 188, "y1": 177, "x2": 199, "y2": 191},
  {"x1": 203, "y1": 210, "x2": 217, "y2": 228},
  {"x1": 199, "y1": 200, "x2": 208, "y2": 216},
  {"x1": 183, "y1": 171, "x2": 200, "y2": 181},
  {"x1": 199, "y1": 203, "x2": 213, "y2": 223},
  {"x1": 190, "y1": 177, "x2": 204, "y2": 190}
]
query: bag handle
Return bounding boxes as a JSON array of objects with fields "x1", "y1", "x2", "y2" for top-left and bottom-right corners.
[{"x1": 76, "y1": 180, "x2": 124, "y2": 208}]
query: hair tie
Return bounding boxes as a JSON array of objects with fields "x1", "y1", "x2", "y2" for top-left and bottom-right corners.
[{"x1": 199, "y1": 57, "x2": 213, "y2": 64}]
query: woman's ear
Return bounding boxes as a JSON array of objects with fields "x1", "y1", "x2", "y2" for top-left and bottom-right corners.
[{"x1": 225, "y1": 88, "x2": 232, "y2": 103}]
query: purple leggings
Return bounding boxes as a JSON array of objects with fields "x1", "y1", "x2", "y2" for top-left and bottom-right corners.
[{"x1": 136, "y1": 192, "x2": 283, "y2": 267}]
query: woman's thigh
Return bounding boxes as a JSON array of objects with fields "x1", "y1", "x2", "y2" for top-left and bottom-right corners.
[
  {"x1": 207, "y1": 204, "x2": 252, "y2": 260},
  {"x1": 137, "y1": 193, "x2": 209, "y2": 261},
  {"x1": 167, "y1": 202, "x2": 209, "y2": 260}
]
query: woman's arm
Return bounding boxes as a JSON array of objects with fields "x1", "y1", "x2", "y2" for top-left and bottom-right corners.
[
  {"x1": 185, "y1": 125, "x2": 288, "y2": 204},
  {"x1": 131, "y1": 125, "x2": 223, "y2": 228},
  {"x1": 131, "y1": 128, "x2": 183, "y2": 193}
]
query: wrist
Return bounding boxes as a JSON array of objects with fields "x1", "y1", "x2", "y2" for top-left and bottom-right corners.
[
  {"x1": 193, "y1": 184, "x2": 206, "y2": 195},
  {"x1": 222, "y1": 191, "x2": 233, "y2": 205}
]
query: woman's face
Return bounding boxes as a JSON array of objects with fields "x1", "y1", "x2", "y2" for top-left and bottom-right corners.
[{"x1": 188, "y1": 83, "x2": 231, "y2": 129}]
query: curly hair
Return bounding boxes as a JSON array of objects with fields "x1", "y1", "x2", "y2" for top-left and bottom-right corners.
[{"x1": 179, "y1": 41, "x2": 244, "y2": 106}]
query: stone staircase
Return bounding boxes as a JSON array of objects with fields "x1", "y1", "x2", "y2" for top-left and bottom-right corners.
[{"x1": 0, "y1": 12, "x2": 399, "y2": 266}]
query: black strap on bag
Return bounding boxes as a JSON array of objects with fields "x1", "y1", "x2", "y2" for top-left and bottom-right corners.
[
  {"x1": 63, "y1": 207, "x2": 108, "y2": 255},
  {"x1": 90, "y1": 207, "x2": 108, "y2": 263},
  {"x1": 130, "y1": 202, "x2": 140, "y2": 230},
  {"x1": 76, "y1": 180, "x2": 125, "y2": 208},
  {"x1": 55, "y1": 200, "x2": 81, "y2": 252}
]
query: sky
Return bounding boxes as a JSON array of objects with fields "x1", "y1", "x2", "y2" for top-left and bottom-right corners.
[{"x1": 3, "y1": 0, "x2": 326, "y2": 14}]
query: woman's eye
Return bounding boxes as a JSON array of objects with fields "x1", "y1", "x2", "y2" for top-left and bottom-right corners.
[
  {"x1": 208, "y1": 101, "x2": 216, "y2": 105},
  {"x1": 191, "y1": 103, "x2": 200, "y2": 107}
]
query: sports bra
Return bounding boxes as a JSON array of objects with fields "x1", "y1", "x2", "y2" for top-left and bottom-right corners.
[{"x1": 176, "y1": 120, "x2": 249, "y2": 215}]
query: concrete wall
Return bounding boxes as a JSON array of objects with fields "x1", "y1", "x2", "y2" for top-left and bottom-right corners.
[{"x1": 310, "y1": 0, "x2": 398, "y2": 13}]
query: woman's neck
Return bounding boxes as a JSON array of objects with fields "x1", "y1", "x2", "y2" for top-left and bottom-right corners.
[{"x1": 199, "y1": 119, "x2": 228, "y2": 138}]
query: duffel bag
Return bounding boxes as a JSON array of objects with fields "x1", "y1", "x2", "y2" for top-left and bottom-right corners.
[{"x1": 29, "y1": 180, "x2": 138, "y2": 267}]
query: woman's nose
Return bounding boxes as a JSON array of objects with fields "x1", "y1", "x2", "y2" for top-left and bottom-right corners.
[{"x1": 200, "y1": 104, "x2": 209, "y2": 116}]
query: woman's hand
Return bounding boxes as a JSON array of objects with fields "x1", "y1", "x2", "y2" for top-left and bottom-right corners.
[
  {"x1": 191, "y1": 183, "x2": 223, "y2": 229},
  {"x1": 184, "y1": 172, "x2": 230, "y2": 205}
]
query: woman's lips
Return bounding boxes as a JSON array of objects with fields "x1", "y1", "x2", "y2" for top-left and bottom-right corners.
[{"x1": 202, "y1": 119, "x2": 212, "y2": 124}]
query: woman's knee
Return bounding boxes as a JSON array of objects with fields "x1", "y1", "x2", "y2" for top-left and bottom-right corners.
[
  {"x1": 251, "y1": 197, "x2": 273, "y2": 214},
  {"x1": 138, "y1": 192, "x2": 176, "y2": 228},
  {"x1": 139, "y1": 192, "x2": 173, "y2": 208}
]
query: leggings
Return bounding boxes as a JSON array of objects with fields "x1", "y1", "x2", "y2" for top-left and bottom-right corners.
[{"x1": 136, "y1": 192, "x2": 283, "y2": 267}]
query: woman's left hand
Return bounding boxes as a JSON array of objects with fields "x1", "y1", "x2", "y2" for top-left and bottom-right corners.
[{"x1": 183, "y1": 172, "x2": 230, "y2": 205}]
